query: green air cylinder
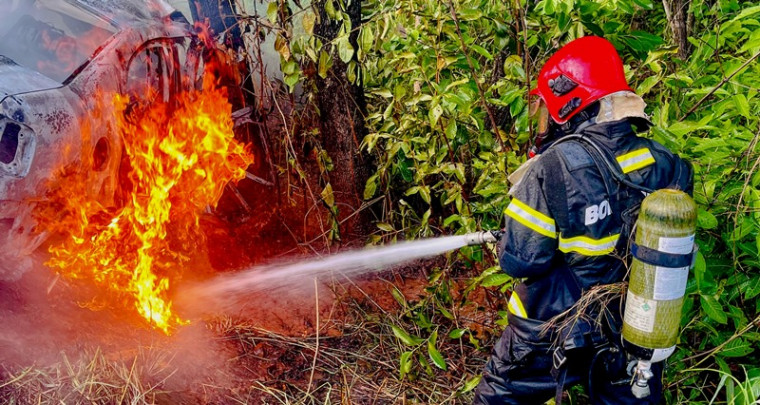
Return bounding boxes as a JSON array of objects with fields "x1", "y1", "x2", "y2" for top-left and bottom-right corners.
[{"x1": 622, "y1": 189, "x2": 697, "y2": 363}]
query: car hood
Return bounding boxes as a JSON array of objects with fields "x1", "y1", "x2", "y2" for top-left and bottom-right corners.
[{"x1": 0, "y1": 56, "x2": 63, "y2": 100}]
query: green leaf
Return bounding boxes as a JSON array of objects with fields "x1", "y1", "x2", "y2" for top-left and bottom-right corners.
[
  {"x1": 405, "y1": 186, "x2": 420, "y2": 197},
  {"x1": 318, "y1": 50, "x2": 331, "y2": 78},
  {"x1": 449, "y1": 328, "x2": 467, "y2": 339},
  {"x1": 321, "y1": 183, "x2": 334, "y2": 207},
  {"x1": 372, "y1": 88, "x2": 393, "y2": 98},
  {"x1": 421, "y1": 209, "x2": 432, "y2": 228},
  {"x1": 267, "y1": 1, "x2": 278, "y2": 24},
  {"x1": 632, "y1": 0, "x2": 654, "y2": 10},
  {"x1": 700, "y1": 295, "x2": 728, "y2": 324},
  {"x1": 697, "y1": 208, "x2": 718, "y2": 230},
  {"x1": 399, "y1": 351, "x2": 413, "y2": 379},
  {"x1": 694, "y1": 250, "x2": 710, "y2": 293},
  {"x1": 419, "y1": 186, "x2": 431, "y2": 204},
  {"x1": 730, "y1": 4, "x2": 760, "y2": 22},
  {"x1": 445, "y1": 120, "x2": 457, "y2": 139},
  {"x1": 418, "y1": 352, "x2": 434, "y2": 377},
  {"x1": 719, "y1": 338, "x2": 755, "y2": 358},
  {"x1": 458, "y1": 8, "x2": 483, "y2": 20},
  {"x1": 324, "y1": 0, "x2": 337, "y2": 19},
  {"x1": 391, "y1": 325, "x2": 424, "y2": 346},
  {"x1": 470, "y1": 45, "x2": 493, "y2": 60},
  {"x1": 391, "y1": 287, "x2": 407, "y2": 309},
  {"x1": 302, "y1": 11, "x2": 316, "y2": 35},
  {"x1": 480, "y1": 273, "x2": 511, "y2": 287},
  {"x1": 744, "y1": 277, "x2": 760, "y2": 300},
  {"x1": 337, "y1": 36, "x2": 354, "y2": 63},
  {"x1": 360, "y1": 25, "x2": 374, "y2": 54},
  {"x1": 363, "y1": 174, "x2": 378, "y2": 200},
  {"x1": 435, "y1": 299, "x2": 454, "y2": 317},
  {"x1": 376, "y1": 222, "x2": 394, "y2": 232},
  {"x1": 739, "y1": 29, "x2": 760, "y2": 53},
  {"x1": 284, "y1": 73, "x2": 299, "y2": 90},
  {"x1": 667, "y1": 120, "x2": 704, "y2": 137},
  {"x1": 415, "y1": 311, "x2": 433, "y2": 329},
  {"x1": 282, "y1": 60, "x2": 298, "y2": 75},
  {"x1": 427, "y1": 331, "x2": 447, "y2": 370},
  {"x1": 734, "y1": 94, "x2": 751, "y2": 119},
  {"x1": 443, "y1": 214, "x2": 461, "y2": 227},
  {"x1": 636, "y1": 75, "x2": 660, "y2": 95},
  {"x1": 459, "y1": 375, "x2": 482, "y2": 395},
  {"x1": 429, "y1": 104, "x2": 443, "y2": 127}
]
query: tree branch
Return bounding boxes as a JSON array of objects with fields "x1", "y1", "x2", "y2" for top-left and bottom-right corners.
[
  {"x1": 679, "y1": 50, "x2": 760, "y2": 121},
  {"x1": 445, "y1": 0, "x2": 506, "y2": 151}
]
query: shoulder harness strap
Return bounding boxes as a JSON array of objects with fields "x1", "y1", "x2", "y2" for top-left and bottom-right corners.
[{"x1": 547, "y1": 134, "x2": 653, "y2": 255}]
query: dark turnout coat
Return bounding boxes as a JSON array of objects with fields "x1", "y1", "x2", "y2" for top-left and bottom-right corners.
[{"x1": 474, "y1": 120, "x2": 692, "y2": 404}]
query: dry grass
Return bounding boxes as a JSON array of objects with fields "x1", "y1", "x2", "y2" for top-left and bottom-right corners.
[
  {"x1": 539, "y1": 282, "x2": 628, "y2": 349},
  {"x1": 0, "y1": 270, "x2": 496, "y2": 404},
  {"x1": 0, "y1": 347, "x2": 176, "y2": 404},
  {"x1": 212, "y1": 278, "x2": 493, "y2": 404}
]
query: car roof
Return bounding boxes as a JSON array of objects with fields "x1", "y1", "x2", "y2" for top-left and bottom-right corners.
[{"x1": 65, "y1": 0, "x2": 174, "y2": 28}]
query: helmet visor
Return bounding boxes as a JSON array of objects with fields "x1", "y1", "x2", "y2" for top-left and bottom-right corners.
[{"x1": 529, "y1": 96, "x2": 550, "y2": 137}]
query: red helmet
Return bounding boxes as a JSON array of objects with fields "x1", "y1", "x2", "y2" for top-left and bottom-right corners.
[{"x1": 531, "y1": 36, "x2": 632, "y2": 124}]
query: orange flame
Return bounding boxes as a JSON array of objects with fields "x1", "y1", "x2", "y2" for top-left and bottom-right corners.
[{"x1": 39, "y1": 74, "x2": 253, "y2": 334}]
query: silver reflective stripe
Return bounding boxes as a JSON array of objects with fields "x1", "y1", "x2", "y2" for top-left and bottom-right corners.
[
  {"x1": 505, "y1": 198, "x2": 556, "y2": 238},
  {"x1": 616, "y1": 148, "x2": 655, "y2": 174},
  {"x1": 558, "y1": 234, "x2": 619, "y2": 256},
  {"x1": 508, "y1": 293, "x2": 527, "y2": 318}
]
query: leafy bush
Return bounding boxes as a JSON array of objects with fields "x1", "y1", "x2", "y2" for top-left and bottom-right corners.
[{"x1": 275, "y1": 0, "x2": 760, "y2": 401}]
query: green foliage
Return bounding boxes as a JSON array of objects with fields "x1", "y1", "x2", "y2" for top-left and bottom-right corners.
[
  {"x1": 276, "y1": 0, "x2": 760, "y2": 401},
  {"x1": 360, "y1": 0, "x2": 518, "y2": 242},
  {"x1": 383, "y1": 266, "x2": 488, "y2": 387},
  {"x1": 361, "y1": 0, "x2": 760, "y2": 401}
]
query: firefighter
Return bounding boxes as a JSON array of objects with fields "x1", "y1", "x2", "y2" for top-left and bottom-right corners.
[{"x1": 472, "y1": 36, "x2": 692, "y2": 404}]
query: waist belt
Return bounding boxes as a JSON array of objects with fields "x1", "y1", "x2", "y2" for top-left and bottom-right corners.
[{"x1": 550, "y1": 320, "x2": 611, "y2": 404}]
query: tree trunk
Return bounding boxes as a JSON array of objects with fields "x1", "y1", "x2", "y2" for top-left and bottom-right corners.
[
  {"x1": 662, "y1": 0, "x2": 693, "y2": 59},
  {"x1": 313, "y1": 0, "x2": 375, "y2": 242}
]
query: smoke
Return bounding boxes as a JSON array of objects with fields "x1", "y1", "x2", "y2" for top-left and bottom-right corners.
[
  {"x1": 0, "y1": 255, "x2": 236, "y2": 400},
  {"x1": 175, "y1": 235, "x2": 470, "y2": 318}
]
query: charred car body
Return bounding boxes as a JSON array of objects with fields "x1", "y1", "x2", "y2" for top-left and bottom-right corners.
[{"x1": 0, "y1": 0, "x2": 210, "y2": 280}]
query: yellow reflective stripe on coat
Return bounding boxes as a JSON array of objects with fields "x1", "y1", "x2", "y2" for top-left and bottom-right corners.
[
  {"x1": 558, "y1": 234, "x2": 620, "y2": 256},
  {"x1": 504, "y1": 198, "x2": 557, "y2": 239},
  {"x1": 616, "y1": 148, "x2": 655, "y2": 174},
  {"x1": 508, "y1": 293, "x2": 527, "y2": 318}
]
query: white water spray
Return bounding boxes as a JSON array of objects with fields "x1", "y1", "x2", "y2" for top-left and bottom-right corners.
[{"x1": 179, "y1": 232, "x2": 498, "y2": 313}]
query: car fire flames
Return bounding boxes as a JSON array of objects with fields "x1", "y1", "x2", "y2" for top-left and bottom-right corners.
[
  {"x1": 36, "y1": 74, "x2": 252, "y2": 334},
  {"x1": 0, "y1": 0, "x2": 254, "y2": 334}
]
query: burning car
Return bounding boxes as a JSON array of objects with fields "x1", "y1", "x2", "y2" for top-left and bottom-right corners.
[{"x1": 0, "y1": 0, "x2": 216, "y2": 281}]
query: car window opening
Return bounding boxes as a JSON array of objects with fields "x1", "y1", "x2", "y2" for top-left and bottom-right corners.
[{"x1": 0, "y1": 0, "x2": 116, "y2": 83}]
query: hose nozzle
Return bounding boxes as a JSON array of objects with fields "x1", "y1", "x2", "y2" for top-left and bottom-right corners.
[{"x1": 464, "y1": 230, "x2": 504, "y2": 246}]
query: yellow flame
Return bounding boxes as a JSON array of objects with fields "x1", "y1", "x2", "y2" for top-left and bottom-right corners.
[{"x1": 39, "y1": 74, "x2": 253, "y2": 334}]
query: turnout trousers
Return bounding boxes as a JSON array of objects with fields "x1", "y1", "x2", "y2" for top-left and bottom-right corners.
[{"x1": 472, "y1": 313, "x2": 663, "y2": 405}]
